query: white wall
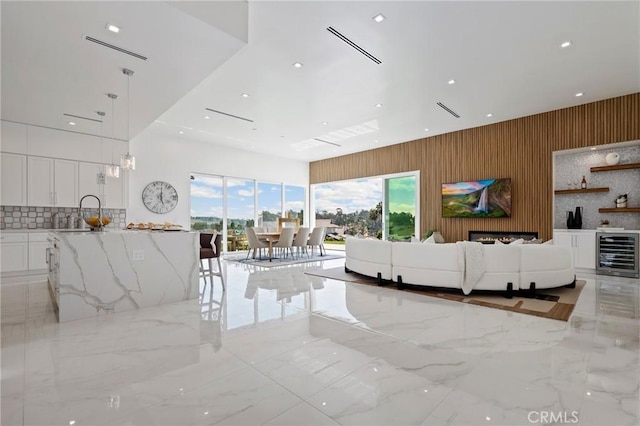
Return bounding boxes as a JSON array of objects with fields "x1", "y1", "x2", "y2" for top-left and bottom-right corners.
[{"x1": 128, "y1": 131, "x2": 309, "y2": 227}]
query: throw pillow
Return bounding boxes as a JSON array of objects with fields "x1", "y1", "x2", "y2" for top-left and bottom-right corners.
[
  {"x1": 543, "y1": 239, "x2": 554, "y2": 245},
  {"x1": 410, "y1": 236, "x2": 421, "y2": 243},
  {"x1": 423, "y1": 235, "x2": 436, "y2": 244},
  {"x1": 523, "y1": 238, "x2": 543, "y2": 244},
  {"x1": 432, "y1": 231, "x2": 445, "y2": 243},
  {"x1": 510, "y1": 238, "x2": 524, "y2": 245},
  {"x1": 494, "y1": 239, "x2": 504, "y2": 245}
]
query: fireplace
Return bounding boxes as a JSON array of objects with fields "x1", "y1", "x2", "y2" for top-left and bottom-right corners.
[{"x1": 468, "y1": 230, "x2": 539, "y2": 244}]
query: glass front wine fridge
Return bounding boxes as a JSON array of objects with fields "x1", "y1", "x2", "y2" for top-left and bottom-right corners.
[{"x1": 596, "y1": 232, "x2": 639, "y2": 278}]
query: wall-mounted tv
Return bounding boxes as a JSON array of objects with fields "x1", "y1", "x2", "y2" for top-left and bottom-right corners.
[{"x1": 442, "y1": 178, "x2": 511, "y2": 218}]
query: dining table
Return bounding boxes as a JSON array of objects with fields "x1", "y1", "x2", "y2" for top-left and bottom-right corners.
[{"x1": 254, "y1": 232, "x2": 282, "y2": 261}]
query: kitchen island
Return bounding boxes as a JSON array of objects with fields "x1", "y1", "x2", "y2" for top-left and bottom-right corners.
[{"x1": 49, "y1": 229, "x2": 199, "y2": 322}]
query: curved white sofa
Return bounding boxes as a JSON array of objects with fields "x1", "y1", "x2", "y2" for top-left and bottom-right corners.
[
  {"x1": 344, "y1": 237, "x2": 393, "y2": 284},
  {"x1": 345, "y1": 238, "x2": 575, "y2": 297}
]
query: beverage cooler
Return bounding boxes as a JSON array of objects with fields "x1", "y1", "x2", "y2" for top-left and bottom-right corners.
[{"x1": 596, "y1": 232, "x2": 639, "y2": 278}]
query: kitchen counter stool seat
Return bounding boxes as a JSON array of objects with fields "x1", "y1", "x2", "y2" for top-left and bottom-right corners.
[{"x1": 200, "y1": 233, "x2": 225, "y2": 292}]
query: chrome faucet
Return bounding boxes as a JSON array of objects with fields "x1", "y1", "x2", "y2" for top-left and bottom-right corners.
[{"x1": 78, "y1": 194, "x2": 103, "y2": 230}]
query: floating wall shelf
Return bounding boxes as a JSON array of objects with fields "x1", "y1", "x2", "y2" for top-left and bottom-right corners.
[
  {"x1": 554, "y1": 187, "x2": 609, "y2": 194},
  {"x1": 598, "y1": 207, "x2": 640, "y2": 213},
  {"x1": 590, "y1": 162, "x2": 640, "y2": 172}
]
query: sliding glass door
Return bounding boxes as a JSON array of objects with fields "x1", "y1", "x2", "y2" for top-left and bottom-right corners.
[
  {"x1": 311, "y1": 172, "x2": 418, "y2": 242},
  {"x1": 190, "y1": 174, "x2": 307, "y2": 252},
  {"x1": 384, "y1": 175, "x2": 417, "y2": 241}
]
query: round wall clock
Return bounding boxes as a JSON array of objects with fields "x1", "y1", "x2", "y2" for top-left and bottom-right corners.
[{"x1": 142, "y1": 181, "x2": 178, "y2": 214}]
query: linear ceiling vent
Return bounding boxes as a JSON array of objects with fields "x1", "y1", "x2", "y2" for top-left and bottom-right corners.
[
  {"x1": 314, "y1": 138, "x2": 342, "y2": 147},
  {"x1": 205, "y1": 108, "x2": 254, "y2": 123},
  {"x1": 84, "y1": 36, "x2": 148, "y2": 61},
  {"x1": 63, "y1": 113, "x2": 103, "y2": 123},
  {"x1": 326, "y1": 26, "x2": 382, "y2": 65},
  {"x1": 436, "y1": 102, "x2": 461, "y2": 118}
]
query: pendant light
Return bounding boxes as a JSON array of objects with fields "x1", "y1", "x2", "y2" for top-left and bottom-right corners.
[
  {"x1": 121, "y1": 68, "x2": 136, "y2": 171},
  {"x1": 96, "y1": 111, "x2": 107, "y2": 184},
  {"x1": 105, "y1": 93, "x2": 121, "y2": 178}
]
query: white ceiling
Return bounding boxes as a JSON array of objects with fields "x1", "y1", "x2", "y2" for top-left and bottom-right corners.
[{"x1": 2, "y1": 1, "x2": 639, "y2": 162}]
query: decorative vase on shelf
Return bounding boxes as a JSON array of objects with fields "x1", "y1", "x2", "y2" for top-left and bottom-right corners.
[
  {"x1": 574, "y1": 206, "x2": 583, "y2": 229},
  {"x1": 566, "y1": 211, "x2": 575, "y2": 229},
  {"x1": 605, "y1": 152, "x2": 620, "y2": 165}
]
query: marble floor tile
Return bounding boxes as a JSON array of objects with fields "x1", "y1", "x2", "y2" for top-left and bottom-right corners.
[
  {"x1": 1, "y1": 258, "x2": 638, "y2": 426},
  {"x1": 264, "y1": 401, "x2": 339, "y2": 425},
  {"x1": 307, "y1": 359, "x2": 453, "y2": 425}
]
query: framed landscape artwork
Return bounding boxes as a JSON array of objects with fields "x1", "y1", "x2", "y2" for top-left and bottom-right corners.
[{"x1": 442, "y1": 178, "x2": 512, "y2": 218}]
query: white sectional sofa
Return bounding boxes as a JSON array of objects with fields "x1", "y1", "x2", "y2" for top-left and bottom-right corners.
[{"x1": 345, "y1": 238, "x2": 575, "y2": 297}]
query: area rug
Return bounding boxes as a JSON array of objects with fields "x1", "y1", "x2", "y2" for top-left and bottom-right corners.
[
  {"x1": 305, "y1": 267, "x2": 586, "y2": 321},
  {"x1": 225, "y1": 253, "x2": 344, "y2": 268}
]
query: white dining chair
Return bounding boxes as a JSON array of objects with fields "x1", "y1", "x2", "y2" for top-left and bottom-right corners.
[
  {"x1": 291, "y1": 227, "x2": 310, "y2": 258},
  {"x1": 307, "y1": 227, "x2": 326, "y2": 256},
  {"x1": 272, "y1": 227, "x2": 295, "y2": 259},
  {"x1": 245, "y1": 227, "x2": 269, "y2": 260}
]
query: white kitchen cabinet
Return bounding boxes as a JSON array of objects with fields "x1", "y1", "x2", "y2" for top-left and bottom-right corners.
[
  {"x1": 27, "y1": 157, "x2": 78, "y2": 207},
  {"x1": 104, "y1": 173, "x2": 126, "y2": 209},
  {"x1": 0, "y1": 233, "x2": 28, "y2": 273},
  {"x1": 28, "y1": 233, "x2": 49, "y2": 271},
  {"x1": 78, "y1": 162, "x2": 104, "y2": 207},
  {"x1": 554, "y1": 230, "x2": 596, "y2": 269},
  {"x1": 1, "y1": 153, "x2": 27, "y2": 206},
  {"x1": 54, "y1": 159, "x2": 78, "y2": 207}
]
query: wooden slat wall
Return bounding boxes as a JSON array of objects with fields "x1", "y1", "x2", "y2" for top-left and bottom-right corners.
[{"x1": 309, "y1": 94, "x2": 640, "y2": 242}]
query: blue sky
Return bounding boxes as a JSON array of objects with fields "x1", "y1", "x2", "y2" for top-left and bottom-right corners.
[{"x1": 190, "y1": 174, "x2": 305, "y2": 219}]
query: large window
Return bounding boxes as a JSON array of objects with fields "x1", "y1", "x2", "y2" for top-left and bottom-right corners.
[
  {"x1": 385, "y1": 175, "x2": 416, "y2": 241},
  {"x1": 257, "y1": 182, "x2": 282, "y2": 231},
  {"x1": 226, "y1": 178, "x2": 254, "y2": 249},
  {"x1": 311, "y1": 172, "x2": 418, "y2": 241},
  {"x1": 285, "y1": 185, "x2": 306, "y2": 225},
  {"x1": 190, "y1": 174, "x2": 307, "y2": 252},
  {"x1": 190, "y1": 175, "x2": 223, "y2": 231},
  {"x1": 313, "y1": 178, "x2": 383, "y2": 239}
]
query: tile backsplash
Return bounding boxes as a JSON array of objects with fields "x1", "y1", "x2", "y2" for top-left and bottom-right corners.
[{"x1": 0, "y1": 206, "x2": 126, "y2": 230}]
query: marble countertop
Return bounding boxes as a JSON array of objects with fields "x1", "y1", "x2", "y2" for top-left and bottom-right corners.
[{"x1": 1, "y1": 228, "x2": 195, "y2": 234}]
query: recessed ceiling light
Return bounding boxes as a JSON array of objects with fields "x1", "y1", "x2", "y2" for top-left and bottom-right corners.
[
  {"x1": 322, "y1": 121, "x2": 328, "y2": 125},
  {"x1": 67, "y1": 121, "x2": 76, "y2": 126},
  {"x1": 179, "y1": 131, "x2": 184, "y2": 134},
  {"x1": 425, "y1": 128, "x2": 429, "y2": 132},
  {"x1": 106, "y1": 24, "x2": 120, "y2": 33},
  {"x1": 575, "y1": 92, "x2": 584, "y2": 97},
  {"x1": 375, "y1": 103, "x2": 383, "y2": 108},
  {"x1": 560, "y1": 41, "x2": 572, "y2": 48},
  {"x1": 448, "y1": 79, "x2": 456, "y2": 85},
  {"x1": 486, "y1": 113, "x2": 493, "y2": 117},
  {"x1": 293, "y1": 62, "x2": 303, "y2": 68},
  {"x1": 203, "y1": 115, "x2": 210, "y2": 120},
  {"x1": 241, "y1": 93, "x2": 249, "y2": 98},
  {"x1": 373, "y1": 14, "x2": 386, "y2": 23}
]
